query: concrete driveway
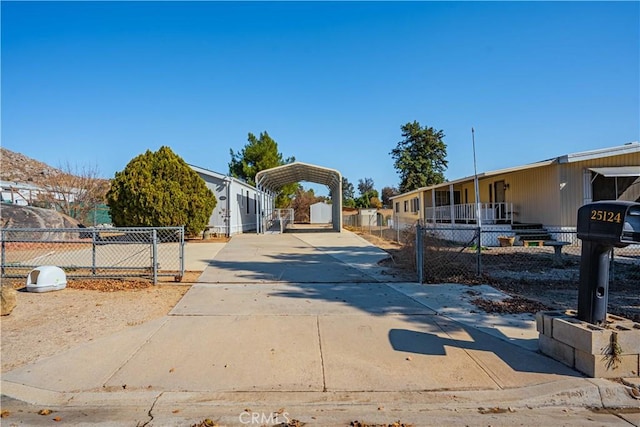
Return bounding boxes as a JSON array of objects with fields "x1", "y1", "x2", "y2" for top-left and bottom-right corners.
[{"x1": 2, "y1": 230, "x2": 638, "y2": 426}]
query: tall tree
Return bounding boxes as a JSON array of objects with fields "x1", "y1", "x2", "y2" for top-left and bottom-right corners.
[
  {"x1": 390, "y1": 121, "x2": 448, "y2": 193},
  {"x1": 357, "y1": 177, "x2": 375, "y2": 195},
  {"x1": 342, "y1": 177, "x2": 355, "y2": 208},
  {"x1": 355, "y1": 189, "x2": 380, "y2": 209},
  {"x1": 39, "y1": 161, "x2": 109, "y2": 226},
  {"x1": 381, "y1": 186, "x2": 399, "y2": 208},
  {"x1": 106, "y1": 146, "x2": 216, "y2": 236},
  {"x1": 229, "y1": 131, "x2": 296, "y2": 207},
  {"x1": 290, "y1": 187, "x2": 325, "y2": 223}
]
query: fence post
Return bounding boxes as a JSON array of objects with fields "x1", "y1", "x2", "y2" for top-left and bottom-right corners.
[
  {"x1": 179, "y1": 226, "x2": 185, "y2": 280},
  {"x1": 416, "y1": 222, "x2": 423, "y2": 283},
  {"x1": 476, "y1": 226, "x2": 482, "y2": 276},
  {"x1": 92, "y1": 228, "x2": 97, "y2": 276},
  {"x1": 152, "y1": 229, "x2": 158, "y2": 285},
  {"x1": 610, "y1": 248, "x2": 615, "y2": 282},
  {"x1": 1, "y1": 229, "x2": 5, "y2": 277}
]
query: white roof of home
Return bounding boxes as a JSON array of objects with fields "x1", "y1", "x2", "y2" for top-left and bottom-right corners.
[
  {"x1": 0, "y1": 180, "x2": 46, "y2": 191},
  {"x1": 559, "y1": 142, "x2": 640, "y2": 163},
  {"x1": 188, "y1": 164, "x2": 258, "y2": 190},
  {"x1": 390, "y1": 141, "x2": 640, "y2": 200}
]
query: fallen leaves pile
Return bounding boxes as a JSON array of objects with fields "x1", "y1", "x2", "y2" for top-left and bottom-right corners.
[
  {"x1": 350, "y1": 422, "x2": 414, "y2": 427},
  {"x1": 471, "y1": 295, "x2": 551, "y2": 314},
  {"x1": 67, "y1": 278, "x2": 152, "y2": 292},
  {"x1": 191, "y1": 420, "x2": 218, "y2": 427}
]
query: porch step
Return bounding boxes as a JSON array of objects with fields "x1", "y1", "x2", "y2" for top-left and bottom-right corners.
[
  {"x1": 511, "y1": 223, "x2": 544, "y2": 231},
  {"x1": 511, "y1": 224, "x2": 553, "y2": 243}
]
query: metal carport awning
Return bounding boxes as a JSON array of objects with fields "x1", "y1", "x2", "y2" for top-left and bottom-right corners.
[
  {"x1": 589, "y1": 166, "x2": 640, "y2": 177},
  {"x1": 256, "y1": 162, "x2": 343, "y2": 232}
]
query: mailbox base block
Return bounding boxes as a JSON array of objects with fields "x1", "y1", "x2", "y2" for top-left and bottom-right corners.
[{"x1": 536, "y1": 310, "x2": 640, "y2": 378}]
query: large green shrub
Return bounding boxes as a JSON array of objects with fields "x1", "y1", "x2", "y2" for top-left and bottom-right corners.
[{"x1": 106, "y1": 146, "x2": 216, "y2": 236}]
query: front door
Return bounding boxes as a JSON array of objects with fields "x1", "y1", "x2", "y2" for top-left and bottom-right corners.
[
  {"x1": 494, "y1": 180, "x2": 506, "y2": 204},
  {"x1": 494, "y1": 180, "x2": 506, "y2": 221}
]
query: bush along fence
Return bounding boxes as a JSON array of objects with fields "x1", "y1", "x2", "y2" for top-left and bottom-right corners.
[
  {"x1": 1, "y1": 227, "x2": 185, "y2": 284},
  {"x1": 412, "y1": 223, "x2": 640, "y2": 288}
]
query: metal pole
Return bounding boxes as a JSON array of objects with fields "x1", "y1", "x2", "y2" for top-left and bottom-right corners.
[
  {"x1": 152, "y1": 229, "x2": 158, "y2": 285},
  {"x1": 179, "y1": 226, "x2": 185, "y2": 279},
  {"x1": 472, "y1": 128, "x2": 482, "y2": 275},
  {"x1": 92, "y1": 229, "x2": 97, "y2": 276},
  {"x1": 610, "y1": 248, "x2": 615, "y2": 282},
  {"x1": 1, "y1": 229, "x2": 5, "y2": 277},
  {"x1": 416, "y1": 221, "x2": 423, "y2": 283}
]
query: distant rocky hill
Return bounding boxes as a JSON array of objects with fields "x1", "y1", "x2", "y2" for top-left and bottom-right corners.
[
  {"x1": 0, "y1": 147, "x2": 64, "y2": 185},
  {"x1": 0, "y1": 148, "x2": 101, "y2": 230}
]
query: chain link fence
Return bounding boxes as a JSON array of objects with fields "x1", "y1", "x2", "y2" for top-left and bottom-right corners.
[
  {"x1": 410, "y1": 224, "x2": 640, "y2": 288},
  {"x1": 1, "y1": 227, "x2": 185, "y2": 284},
  {"x1": 343, "y1": 211, "x2": 398, "y2": 240}
]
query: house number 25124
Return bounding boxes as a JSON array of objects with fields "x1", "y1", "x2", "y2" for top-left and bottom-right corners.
[{"x1": 590, "y1": 210, "x2": 622, "y2": 224}]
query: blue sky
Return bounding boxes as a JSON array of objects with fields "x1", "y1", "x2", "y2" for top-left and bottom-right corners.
[{"x1": 2, "y1": 1, "x2": 639, "y2": 196}]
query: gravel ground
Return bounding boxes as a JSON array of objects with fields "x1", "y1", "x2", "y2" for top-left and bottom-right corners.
[
  {"x1": 0, "y1": 276, "x2": 195, "y2": 373},
  {"x1": 359, "y1": 232, "x2": 640, "y2": 322}
]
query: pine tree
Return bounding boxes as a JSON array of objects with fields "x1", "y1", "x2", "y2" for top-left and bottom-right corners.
[{"x1": 106, "y1": 146, "x2": 216, "y2": 236}]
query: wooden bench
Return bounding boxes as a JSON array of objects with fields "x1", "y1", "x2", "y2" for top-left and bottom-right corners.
[{"x1": 544, "y1": 241, "x2": 571, "y2": 266}]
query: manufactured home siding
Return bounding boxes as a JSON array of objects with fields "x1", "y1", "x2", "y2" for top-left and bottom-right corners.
[
  {"x1": 475, "y1": 165, "x2": 562, "y2": 226},
  {"x1": 191, "y1": 166, "x2": 264, "y2": 235},
  {"x1": 193, "y1": 171, "x2": 229, "y2": 234},
  {"x1": 228, "y1": 180, "x2": 259, "y2": 234},
  {"x1": 559, "y1": 151, "x2": 640, "y2": 227},
  {"x1": 391, "y1": 192, "x2": 421, "y2": 226}
]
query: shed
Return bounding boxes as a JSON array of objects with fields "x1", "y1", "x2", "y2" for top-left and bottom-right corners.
[{"x1": 310, "y1": 202, "x2": 332, "y2": 224}]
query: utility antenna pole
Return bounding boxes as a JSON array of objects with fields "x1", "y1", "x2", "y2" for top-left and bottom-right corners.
[{"x1": 472, "y1": 127, "x2": 482, "y2": 275}]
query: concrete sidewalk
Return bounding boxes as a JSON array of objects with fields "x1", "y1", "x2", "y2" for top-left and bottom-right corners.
[{"x1": 2, "y1": 230, "x2": 639, "y2": 426}]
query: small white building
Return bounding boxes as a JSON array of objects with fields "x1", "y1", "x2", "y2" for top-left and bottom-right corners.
[
  {"x1": 1, "y1": 181, "x2": 47, "y2": 206},
  {"x1": 189, "y1": 165, "x2": 273, "y2": 236},
  {"x1": 359, "y1": 208, "x2": 378, "y2": 227},
  {"x1": 310, "y1": 201, "x2": 332, "y2": 224}
]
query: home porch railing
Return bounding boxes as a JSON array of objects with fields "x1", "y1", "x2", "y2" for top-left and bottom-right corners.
[{"x1": 424, "y1": 202, "x2": 514, "y2": 224}]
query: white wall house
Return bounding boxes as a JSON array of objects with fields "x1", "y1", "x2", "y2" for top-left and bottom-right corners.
[
  {"x1": 0, "y1": 180, "x2": 79, "y2": 207},
  {"x1": 190, "y1": 165, "x2": 272, "y2": 236}
]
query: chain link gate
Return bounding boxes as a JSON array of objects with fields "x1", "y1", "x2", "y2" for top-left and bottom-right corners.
[{"x1": 1, "y1": 227, "x2": 185, "y2": 284}]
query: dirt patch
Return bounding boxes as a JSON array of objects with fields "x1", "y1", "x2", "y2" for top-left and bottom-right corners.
[
  {"x1": 470, "y1": 295, "x2": 552, "y2": 314},
  {"x1": 0, "y1": 272, "x2": 200, "y2": 372},
  {"x1": 357, "y1": 231, "x2": 640, "y2": 321}
]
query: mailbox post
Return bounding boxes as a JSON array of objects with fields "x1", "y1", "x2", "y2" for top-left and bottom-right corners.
[{"x1": 576, "y1": 201, "x2": 640, "y2": 324}]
